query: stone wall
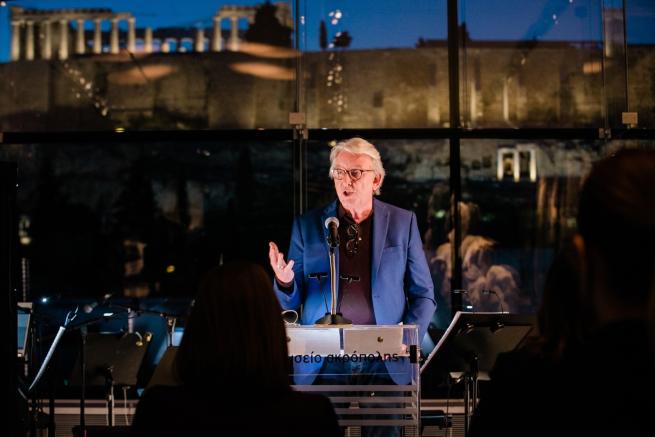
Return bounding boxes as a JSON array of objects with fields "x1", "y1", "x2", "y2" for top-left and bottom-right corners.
[{"x1": 0, "y1": 45, "x2": 653, "y2": 131}]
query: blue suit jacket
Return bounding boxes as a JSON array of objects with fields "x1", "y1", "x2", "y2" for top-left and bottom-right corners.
[{"x1": 275, "y1": 199, "x2": 436, "y2": 384}]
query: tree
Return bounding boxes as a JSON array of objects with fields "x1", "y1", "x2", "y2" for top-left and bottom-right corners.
[
  {"x1": 244, "y1": 1, "x2": 293, "y2": 47},
  {"x1": 320, "y1": 20, "x2": 328, "y2": 50},
  {"x1": 332, "y1": 31, "x2": 352, "y2": 49}
]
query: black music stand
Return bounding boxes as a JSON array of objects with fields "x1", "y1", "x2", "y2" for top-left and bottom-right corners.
[
  {"x1": 70, "y1": 332, "x2": 150, "y2": 429},
  {"x1": 420, "y1": 311, "x2": 535, "y2": 436}
]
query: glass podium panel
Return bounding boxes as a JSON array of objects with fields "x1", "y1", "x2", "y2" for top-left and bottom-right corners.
[{"x1": 287, "y1": 324, "x2": 420, "y2": 433}]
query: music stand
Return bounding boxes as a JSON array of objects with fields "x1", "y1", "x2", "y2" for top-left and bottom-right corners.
[
  {"x1": 17, "y1": 302, "x2": 32, "y2": 359},
  {"x1": 70, "y1": 332, "x2": 150, "y2": 427},
  {"x1": 420, "y1": 311, "x2": 535, "y2": 436}
]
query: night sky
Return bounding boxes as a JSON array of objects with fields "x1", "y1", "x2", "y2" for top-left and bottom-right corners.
[{"x1": 0, "y1": 0, "x2": 654, "y2": 61}]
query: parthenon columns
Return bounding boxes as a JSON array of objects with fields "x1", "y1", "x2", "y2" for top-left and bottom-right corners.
[
  {"x1": 127, "y1": 17, "x2": 136, "y2": 52},
  {"x1": 41, "y1": 21, "x2": 52, "y2": 59},
  {"x1": 11, "y1": 21, "x2": 21, "y2": 61},
  {"x1": 93, "y1": 19, "x2": 102, "y2": 54},
  {"x1": 228, "y1": 16, "x2": 239, "y2": 51},
  {"x1": 76, "y1": 19, "x2": 85, "y2": 54},
  {"x1": 144, "y1": 27, "x2": 153, "y2": 53},
  {"x1": 195, "y1": 28, "x2": 205, "y2": 52},
  {"x1": 9, "y1": 9, "x2": 137, "y2": 61},
  {"x1": 212, "y1": 6, "x2": 259, "y2": 53},
  {"x1": 212, "y1": 16, "x2": 222, "y2": 52},
  {"x1": 58, "y1": 19, "x2": 69, "y2": 60},
  {"x1": 25, "y1": 21, "x2": 35, "y2": 60},
  {"x1": 110, "y1": 18, "x2": 119, "y2": 54}
]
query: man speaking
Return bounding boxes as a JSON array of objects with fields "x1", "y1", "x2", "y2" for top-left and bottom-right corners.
[{"x1": 269, "y1": 137, "x2": 436, "y2": 387}]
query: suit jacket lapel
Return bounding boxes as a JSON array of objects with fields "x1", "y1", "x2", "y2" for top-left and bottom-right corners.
[{"x1": 371, "y1": 199, "x2": 389, "y2": 291}]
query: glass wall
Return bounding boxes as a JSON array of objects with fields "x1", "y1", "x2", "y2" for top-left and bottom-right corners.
[
  {"x1": 1, "y1": 0, "x2": 653, "y2": 310},
  {"x1": 457, "y1": 138, "x2": 655, "y2": 318},
  {"x1": 626, "y1": 0, "x2": 655, "y2": 128},
  {"x1": 457, "y1": 139, "x2": 595, "y2": 316},
  {"x1": 299, "y1": 0, "x2": 448, "y2": 128},
  {"x1": 0, "y1": 140, "x2": 294, "y2": 300},
  {"x1": 0, "y1": 0, "x2": 297, "y2": 131},
  {"x1": 306, "y1": 138, "x2": 452, "y2": 329},
  {"x1": 4, "y1": 1, "x2": 655, "y2": 412},
  {"x1": 459, "y1": 0, "x2": 607, "y2": 128},
  {"x1": 2, "y1": 1, "x2": 652, "y2": 130}
]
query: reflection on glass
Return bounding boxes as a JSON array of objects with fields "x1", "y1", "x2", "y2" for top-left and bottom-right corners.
[
  {"x1": 0, "y1": 1, "x2": 297, "y2": 131},
  {"x1": 459, "y1": 0, "x2": 630, "y2": 128},
  {"x1": 626, "y1": 0, "x2": 655, "y2": 128},
  {"x1": 3, "y1": 1, "x2": 652, "y2": 131},
  {"x1": 0, "y1": 141, "x2": 293, "y2": 298},
  {"x1": 301, "y1": 1, "x2": 448, "y2": 128},
  {"x1": 456, "y1": 139, "x2": 655, "y2": 317},
  {"x1": 456, "y1": 140, "x2": 594, "y2": 315}
]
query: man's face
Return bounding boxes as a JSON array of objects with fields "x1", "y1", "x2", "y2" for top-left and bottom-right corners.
[{"x1": 332, "y1": 151, "x2": 381, "y2": 213}]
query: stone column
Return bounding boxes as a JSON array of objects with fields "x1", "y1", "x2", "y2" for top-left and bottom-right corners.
[
  {"x1": 59, "y1": 19, "x2": 69, "y2": 60},
  {"x1": 161, "y1": 39, "x2": 170, "y2": 53},
  {"x1": 93, "y1": 18, "x2": 102, "y2": 54},
  {"x1": 110, "y1": 18, "x2": 119, "y2": 54},
  {"x1": 144, "y1": 27, "x2": 153, "y2": 53},
  {"x1": 496, "y1": 148, "x2": 520, "y2": 182},
  {"x1": 127, "y1": 17, "x2": 136, "y2": 52},
  {"x1": 502, "y1": 77, "x2": 510, "y2": 123},
  {"x1": 469, "y1": 82, "x2": 477, "y2": 125},
  {"x1": 195, "y1": 28, "x2": 205, "y2": 52},
  {"x1": 41, "y1": 20, "x2": 52, "y2": 59},
  {"x1": 212, "y1": 15, "x2": 222, "y2": 51},
  {"x1": 25, "y1": 21, "x2": 35, "y2": 60},
  {"x1": 11, "y1": 21, "x2": 21, "y2": 61},
  {"x1": 76, "y1": 19, "x2": 86, "y2": 54},
  {"x1": 228, "y1": 16, "x2": 239, "y2": 51},
  {"x1": 528, "y1": 149, "x2": 537, "y2": 182}
]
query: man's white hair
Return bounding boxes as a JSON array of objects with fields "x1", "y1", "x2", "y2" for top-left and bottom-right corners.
[{"x1": 328, "y1": 137, "x2": 386, "y2": 195}]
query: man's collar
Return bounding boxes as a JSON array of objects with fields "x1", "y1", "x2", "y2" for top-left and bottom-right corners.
[{"x1": 337, "y1": 201, "x2": 374, "y2": 224}]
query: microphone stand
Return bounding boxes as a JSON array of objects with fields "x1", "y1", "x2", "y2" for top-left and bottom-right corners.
[
  {"x1": 307, "y1": 272, "x2": 329, "y2": 314},
  {"x1": 80, "y1": 325, "x2": 87, "y2": 433},
  {"x1": 315, "y1": 245, "x2": 352, "y2": 325},
  {"x1": 112, "y1": 302, "x2": 181, "y2": 347}
]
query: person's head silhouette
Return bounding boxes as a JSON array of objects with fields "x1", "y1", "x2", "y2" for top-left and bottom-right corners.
[
  {"x1": 575, "y1": 148, "x2": 655, "y2": 327},
  {"x1": 175, "y1": 261, "x2": 290, "y2": 390}
]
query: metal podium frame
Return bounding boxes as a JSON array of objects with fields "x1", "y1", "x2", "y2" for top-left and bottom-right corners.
[{"x1": 287, "y1": 324, "x2": 420, "y2": 433}]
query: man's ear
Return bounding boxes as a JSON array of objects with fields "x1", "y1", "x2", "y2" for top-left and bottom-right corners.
[{"x1": 373, "y1": 174, "x2": 382, "y2": 191}]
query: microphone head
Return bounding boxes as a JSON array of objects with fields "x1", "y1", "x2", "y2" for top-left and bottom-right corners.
[
  {"x1": 324, "y1": 216, "x2": 339, "y2": 229},
  {"x1": 83, "y1": 293, "x2": 113, "y2": 313}
]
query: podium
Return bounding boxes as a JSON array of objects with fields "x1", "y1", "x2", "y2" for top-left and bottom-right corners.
[
  {"x1": 287, "y1": 324, "x2": 420, "y2": 432},
  {"x1": 420, "y1": 312, "x2": 535, "y2": 435}
]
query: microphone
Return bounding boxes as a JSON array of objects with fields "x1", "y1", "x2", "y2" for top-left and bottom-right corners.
[
  {"x1": 324, "y1": 217, "x2": 340, "y2": 248},
  {"x1": 83, "y1": 293, "x2": 113, "y2": 314}
]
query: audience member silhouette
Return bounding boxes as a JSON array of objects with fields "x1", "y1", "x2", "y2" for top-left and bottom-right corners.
[
  {"x1": 565, "y1": 148, "x2": 655, "y2": 436},
  {"x1": 130, "y1": 262, "x2": 341, "y2": 436},
  {"x1": 470, "y1": 148, "x2": 655, "y2": 437}
]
